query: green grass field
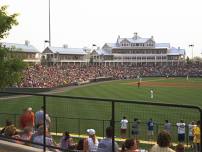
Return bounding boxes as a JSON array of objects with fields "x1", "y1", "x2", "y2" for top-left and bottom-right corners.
[{"x1": 0, "y1": 77, "x2": 202, "y2": 150}]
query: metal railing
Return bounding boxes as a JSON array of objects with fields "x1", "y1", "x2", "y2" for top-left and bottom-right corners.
[
  {"x1": 0, "y1": 112, "x2": 197, "y2": 145},
  {"x1": 0, "y1": 91, "x2": 202, "y2": 152}
]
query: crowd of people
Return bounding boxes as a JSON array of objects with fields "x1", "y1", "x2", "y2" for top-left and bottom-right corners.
[
  {"x1": 0, "y1": 108, "x2": 200, "y2": 152},
  {"x1": 120, "y1": 116, "x2": 200, "y2": 152},
  {"x1": 18, "y1": 63, "x2": 202, "y2": 88}
]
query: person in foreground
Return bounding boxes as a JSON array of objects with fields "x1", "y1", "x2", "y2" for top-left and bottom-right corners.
[
  {"x1": 121, "y1": 138, "x2": 140, "y2": 152},
  {"x1": 150, "y1": 130, "x2": 175, "y2": 152},
  {"x1": 83, "y1": 129, "x2": 99, "y2": 152},
  {"x1": 97, "y1": 126, "x2": 119, "y2": 152}
]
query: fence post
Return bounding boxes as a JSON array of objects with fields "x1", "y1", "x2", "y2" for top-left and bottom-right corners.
[
  {"x1": 112, "y1": 101, "x2": 115, "y2": 152},
  {"x1": 102, "y1": 120, "x2": 105, "y2": 139},
  {"x1": 55, "y1": 117, "x2": 58, "y2": 135},
  {"x1": 14, "y1": 114, "x2": 17, "y2": 127},
  {"x1": 43, "y1": 95, "x2": 46, "y2": 152},
  {"x1": 128, "y1": 121, "x2": 131, "y2": 138},
  {"x1": 200, "y1": 109, "x2": 202, "y2": 152},
  {"x1": 186, "y1": 125, "x2": 188, "y2": 146},
  {"x1": 78, "y1": 118, "x2": 80, "y2": 137},
  {"x1": 156, "y1": 123, "x2": 159, "y2": 135}
]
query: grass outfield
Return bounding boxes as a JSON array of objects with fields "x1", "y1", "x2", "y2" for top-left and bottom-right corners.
[{"x1": 0, "y1": 77, "x2": 202, "y2": 145}]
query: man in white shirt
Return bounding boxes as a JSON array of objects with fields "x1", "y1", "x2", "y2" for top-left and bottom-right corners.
[
  {"x1": 176, "y1": 120, "x2": 186, "y2": 143},
  {"x1": 120, "y1": 116, "x2": 128, "y2": 138}
]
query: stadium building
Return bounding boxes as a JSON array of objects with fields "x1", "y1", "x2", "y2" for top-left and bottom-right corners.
[
  {"x1": 1, "y1": 40, "x2": 40, "y2": 65},
  {"x1": 92, "y1": 33, "x2": 186, "y2": 66},
  {"x1": 42, "y1": 45, "x2": 89, "y2": 66}
]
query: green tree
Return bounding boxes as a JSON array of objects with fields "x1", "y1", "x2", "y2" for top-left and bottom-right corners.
[
  {"x1": 186, "y1": 56, "x2": 191, "y2": 64},
  {"x1": 0, "y1": 5, "x2": 26, "y2": 89}
]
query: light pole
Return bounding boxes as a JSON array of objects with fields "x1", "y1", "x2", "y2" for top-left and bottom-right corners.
[
  {"x1": 44, "y1": 40, "x2": 50, "y2": 48},
  {"x1": 189, "y1": 44, "x2": 194, "y2": 59},
  {"x1": 48, "y1": 0, "x2": 51, "y2": 46}
]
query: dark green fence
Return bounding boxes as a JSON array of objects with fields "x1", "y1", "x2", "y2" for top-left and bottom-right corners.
[{"x1": 0, "y1": 91, "x2": 201, "y2": 152}]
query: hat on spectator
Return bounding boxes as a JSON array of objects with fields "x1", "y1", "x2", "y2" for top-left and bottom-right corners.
[
  {"x1": 27, "y1": 107, "x2": 32, "y2": 111},
  {"x1": 87, "y1": 129, "x2": 96, "y2": 135}
]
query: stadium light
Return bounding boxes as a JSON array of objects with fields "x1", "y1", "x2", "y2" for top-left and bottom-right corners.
[
  {"x1": 189, "y1": 44, "x2": 194, "y2": 59},
  {"x1": 48, "y1": 0, "x2": 51, "y2": 46},
  {"x1": 44, "y1": 40, "x2": 50, "y2": 43},
  {"x1": 44, "y1": 40, "x2": 50, "y2": 48}
]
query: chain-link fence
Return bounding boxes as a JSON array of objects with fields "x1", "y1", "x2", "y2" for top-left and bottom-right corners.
[{"x1": 0, "y1": 91, "x2": 201, "y2": 152}]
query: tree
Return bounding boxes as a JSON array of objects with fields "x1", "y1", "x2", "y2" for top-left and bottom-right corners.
[
  {"x1": 186, "y1": 56, "x2": 191, "y2": 64},
  {"x1": 0, "y1": 5, "x2": 26, "y2": 89}
]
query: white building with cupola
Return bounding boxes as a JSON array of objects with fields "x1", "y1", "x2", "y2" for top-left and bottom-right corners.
[{"x1": 92, "y1": 33, "x2": 185, "y2": 66}]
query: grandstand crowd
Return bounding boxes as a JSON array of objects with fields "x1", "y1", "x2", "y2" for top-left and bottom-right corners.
[
  {"x1": 0, "y1": 107, "x2": 200, "y2": 152},
  {"x1": 1, "y1": 63, "x2": 201, "y2": 151},
  {"x1": 19, "y1": 63, "x2": 202, "y2": 88}
]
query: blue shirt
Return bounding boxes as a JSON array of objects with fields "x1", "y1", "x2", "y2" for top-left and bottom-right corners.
[{"x1": 147, "y1": 121, "x2": 154, "y2": 131}]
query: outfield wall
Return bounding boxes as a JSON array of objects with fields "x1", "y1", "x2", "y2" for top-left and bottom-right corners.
[{"x1": 0, "y1": 88, "x2": 53, "y2": 97}]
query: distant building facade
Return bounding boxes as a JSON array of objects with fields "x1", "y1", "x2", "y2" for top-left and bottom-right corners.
[
  {"x1": 42, "y1": 45, "x2": 89, "y2": 66},
  {"x1": 92, "y1": 33, "x2": 185, "y2": 66},
  {"x1": 1, "y1": 33, "x2": 186, "y2": 66},
  {"x1": 1, "y1": 41, "x2": 40, "y2": 64}
]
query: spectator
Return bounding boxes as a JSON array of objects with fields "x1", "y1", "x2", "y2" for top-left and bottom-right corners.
[
  {"x1": 121, "y1": 138, "x2": 140, "y2": 152},
  {"x1": 176, "y1": 143, "x2": 185, "y2": 152},
  {"x1": 32, "y1": 125, "x2": 58, "y2": 151},
  {"x1": 147, "y1": 118, "x2": 154, "y2": 140},
  {"x1": 131, "y1": 118, "x2": 140, "y2": 139},
  {"x1": 45, "y1": 114, "x2": 51, "y2": 130},
  {"x1": 164, "y1": 120, "x2": 172, "y2": 134},
  {"x1": 35, "y1": 106, "x2": 44, "y2": 128},
  {"x1": 59, "y1": 131, "x2": 76, "y2": 150},
  {"x1": 188, "y1": 121, "x2": 196, "y2": 148},
  {"x1": 176, "y1": 120, "x2": 186, "y2": 143},
  {"x1": 19, "y1": 126, "x2": 33, "y2": 141},
  {"x1": 150, "y1": 130, "x2": 175, "y2": 152},
  {"x1": 97, "y1": 126, "x2": 119, "y2": 152},
  {"x1": 13, "y1": 126, "x2": 33, "y2": 145},
  {"x1": 77, "y1": 138, "x2": 84, "y2": 151},
  {"x1": 83, "y1": 129, "x2": 99, "y2": 152},
  {"x1": 20, "y1": 107, "x2": 35, "y2": 129},
  {"x1": 0, "y1": 120, "x2": 13, "y2": 135},
  {"x1": 120, "y1": 116, "x2": 128, "y2": 138},
  {"x1": 35, "y1": 106, "x2": 51, "y2": 130},
  {"x1": 2, "y1": 121, "x2": 17, "y2": 137},
  {"x1": 193, "y1": 120, "x2": 200, "y2": 152}
]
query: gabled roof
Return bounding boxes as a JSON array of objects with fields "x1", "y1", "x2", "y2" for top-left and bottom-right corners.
[
  {"x1": 118, "y1": 37, "x2": 150, "y2": 44},
  {"x1": 104, "y1": 43, "x2": 117, "y2": 48},
  {"x1": 168, "y1": 47, "x2": 185, "y2": 55},
  {"x1": 1, "y1": 42, "x2": 39, "y2": 53},
  {"x1": 155, "y1": 43, "x2": 170, "y2": 48},
  {"x1": 95, "y1": 49, "x2": 112, "y2": 56},
  {"x1": 46, "y1": 46, "x2": 86, "y2": 55}
]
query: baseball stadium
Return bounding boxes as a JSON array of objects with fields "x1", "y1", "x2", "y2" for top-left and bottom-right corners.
[
  {"x1": 1, "y1": 49, "x2": 202, "y2": 152},
  {"x1": 0, "y1": 4, "x2": 202, "y2": 151}
]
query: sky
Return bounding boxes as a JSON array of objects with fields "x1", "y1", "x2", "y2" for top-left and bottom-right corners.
[{"x1": 0, "y1": 0, "x2": 202, "y2": 57}]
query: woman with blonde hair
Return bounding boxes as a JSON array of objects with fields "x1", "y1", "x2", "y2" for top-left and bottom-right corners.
[{"x1": 83, "y1": 129, "x2": 99, "y2": 152}]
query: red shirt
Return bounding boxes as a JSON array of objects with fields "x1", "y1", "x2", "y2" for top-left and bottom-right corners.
[{"x1": 20, "y1": 111, "x2": 35, "y2": 128}]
